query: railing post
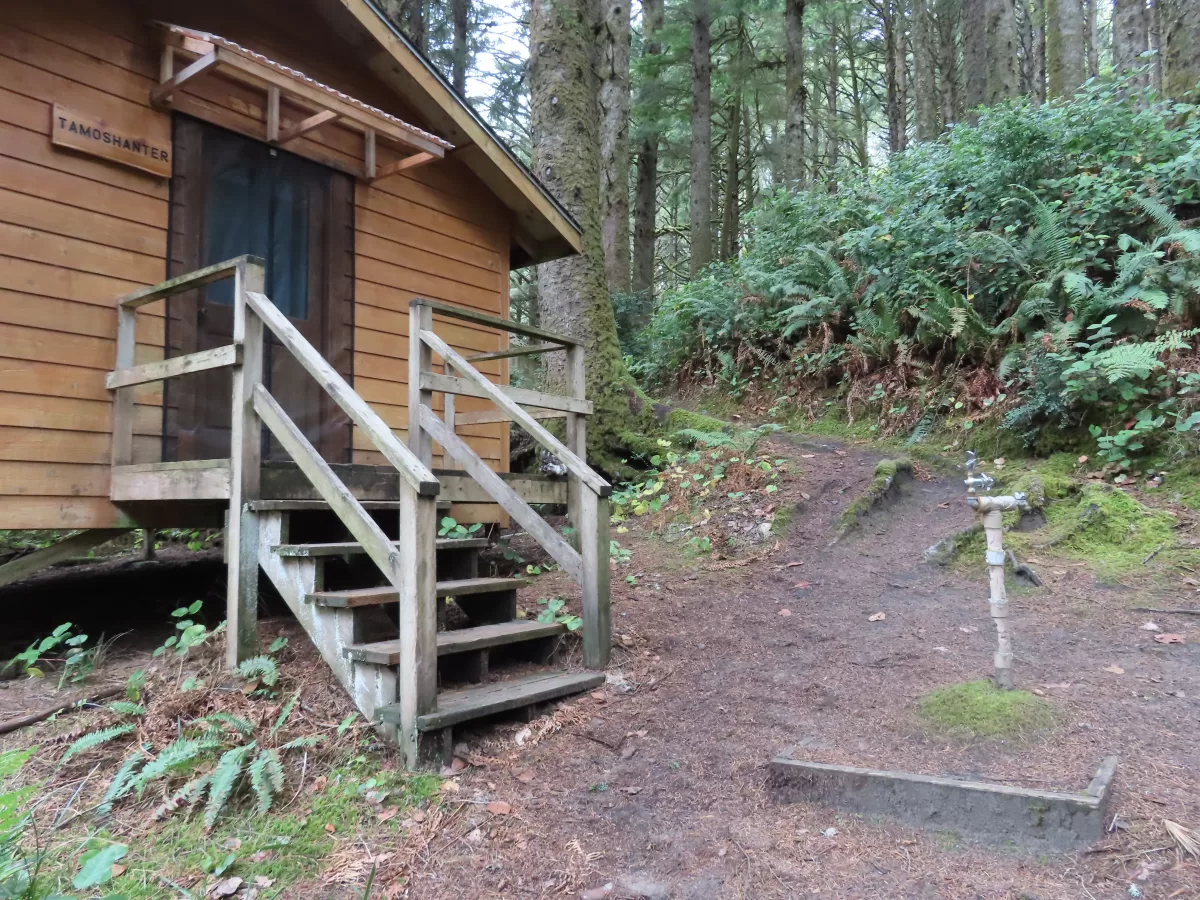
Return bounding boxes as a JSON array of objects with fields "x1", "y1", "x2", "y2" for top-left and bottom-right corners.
[
  {"x1": 408, "y1": 301, "x2": 435, "y2": 467},
  {"x1": 226, "y1": 258, "x2": 266, "y2": 668},
  {"x1": 111, "y1": 304, "x2": 136, "y2": 465},
  {"x1": 580, "y1": 488, "x2": 611, "y2": 669},
  {"x1": 396, "y1": 482, "x2": 438, "y2": 768},
  {"x1": 565, "y1": 344, "x2": 586, "y2": 543}
]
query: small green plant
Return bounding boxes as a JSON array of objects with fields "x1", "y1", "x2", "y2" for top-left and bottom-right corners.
[
  {"x1": 535, "y1": 597, "x2": 582, "y2": 631},
  {"x1": 918, "y1": 680, "x2": 1055, "y2": 739},
  {"x1": 155, "y1": 601, "x2": 210, "y2": 658},
  {"x1": 9, "y1": 623, "x2": 94, "y2": 688},
  {"x1": 438, "y1": 517, "x2": 483, "y2": 539},
  {"x1": 686, "y1": 535, "x2": 712, "y2": 555}
]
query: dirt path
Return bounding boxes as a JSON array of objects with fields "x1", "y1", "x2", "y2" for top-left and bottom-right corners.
[{"x1": 412, "y1": 436, "x2": 1200, "y2": 899}]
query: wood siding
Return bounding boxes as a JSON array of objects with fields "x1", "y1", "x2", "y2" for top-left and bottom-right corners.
[{"x1": 0, "y1": 0, "x2": 513, "y2": 528}]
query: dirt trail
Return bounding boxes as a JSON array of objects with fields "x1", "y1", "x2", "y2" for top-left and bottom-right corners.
[{"x1": 414, "y1": 436, "x2": 1200, "y2": 900}]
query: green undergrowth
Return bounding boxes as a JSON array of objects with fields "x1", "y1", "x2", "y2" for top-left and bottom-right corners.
[
  {"x1": 918, "y1": 680, "x2": 1056, "y2": 740},
  {"x1": 48, "y1": 760, "x2": 440, "y2": 898},
  {"x1": 835, "y1": 458, "x2": 913, "y2": 538},
  {"x1": 1166, "y1": 457, "x2": 1200, "y2": 510}
]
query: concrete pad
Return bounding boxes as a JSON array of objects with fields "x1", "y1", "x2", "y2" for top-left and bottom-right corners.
[{"x1": 768, "y1": 753, "x2": 1117, "y2": 851}]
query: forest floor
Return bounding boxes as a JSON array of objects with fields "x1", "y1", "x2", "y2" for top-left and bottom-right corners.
[{"x1": 1, "y1": 431, "x2": 1198, "y2": 898}]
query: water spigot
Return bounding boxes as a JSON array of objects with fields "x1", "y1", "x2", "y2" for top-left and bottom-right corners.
[{"x1": 964, "y1": 451, "x2": 994, "y2": 494}]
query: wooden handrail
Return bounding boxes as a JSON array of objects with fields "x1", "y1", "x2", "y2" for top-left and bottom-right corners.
[
  {"x1": 418, "y1": 372, "x2": 592, "y2": 415},
  {"x1": 116, "y1": 255, "x2": 262, "y2": 309},
  {"x1": 106, "y1": 344, "x2": 242, "y2": 389},
  {"x1": 244, "y1": 290, "x2": 439, "y2": 497},
  {"x1": 419, "y1": 329, "x2": 610, "y2": 496},
  {"x1": 410, "y1": 297, "x2": 581, "y2": 347},
  {"x1": 466, "y1": 342, "x2": 563, "y2": 363}
]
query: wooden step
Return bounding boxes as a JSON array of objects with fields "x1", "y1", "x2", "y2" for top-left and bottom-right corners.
[
  {"x1": 248, "y1": 499, "x2": 452, "y2": 511},
  {"x1": 344, "y1": 621, "x2": 566, "y2": 665},
  {"x1": 273, "y1": 538, "x2": 487, "y2": 557},
  {"x1": 377, "y1": 671, "x2": 605, "y2": 731},
  {"x1": 307, "y1": 576, "x2": 530, "y2": 608}
]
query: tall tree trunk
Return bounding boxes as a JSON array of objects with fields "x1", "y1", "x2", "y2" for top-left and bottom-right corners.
[
  {"x1": 935, "y1": 0, "x2": 963, "y2": 127},
  {"x1": 1084, "y1": 0, "x2": 1100, "y2": 78},
  {"x1": 964, "y1": 0, "x2": 988, "y2": 118},
  {"x1": 845, "y1": 11, "x2": 870, "y2": 164},
  {"x1": 1114, "y1": 0, "x2": 1150, "y2": 89},
  {"x1": 599, "y1": 0, "x2": 631, "y2": 293},
  {"x1": 529, "y1": 0, "x2": 630, "y2": 462},
  {"x1": 1150, "y1": 0, "x2": 1165, "y2": 93},
  {"x1": 826, "y1": 27, "x2": 840, "y2": 185},
  {"x1": 632, "y1": 0, "x2": 663, "y2": 300},
  {"x1": 784, "y1": 0, "x2": 808, "y2": 184},
  {"x1": 382, "y1": 0, "x2": 426, "y2": 51},
  {"x1": 720, "y1": 99, "x2": 741, "y2": 259},
  {"x1": 1048, "y1": 0, "x2": 1086, "y2": 96},
  {"x1": 451, "y1": 0, "x2": 470, "y2": 94},
  {"x1": 913, "y1": 0, "x2": 940, "y2": 140},
  {"x1": 883, "y1": 0, "x2": 908, "y2": 153},
  {"x1": 1162, "y1": 0, "x2": 1200, "y2": 98},
  {"x1": 986, "y1": 0, "x2": 1021, "y2": 104},
  {"x1": 689, "y1": 0, "x2": 713, "y2": 274},
  {"x1": 1031, "y1": 0, "x2": 1047, "y2": 101}
]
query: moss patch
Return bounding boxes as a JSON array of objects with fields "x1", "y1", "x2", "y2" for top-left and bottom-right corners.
[
  {"x1": 835, "y1": 459, "x2": 913, "y2": 539},
  {"x1": 664, "y1": 408, "x2": 732, "y2": 436},
  {"x1": 771, "y1": 502, "x2": 798, "y2": 537},
  {"x1": 918, "y1": 680, "x2": 1056, "y2": 740}
]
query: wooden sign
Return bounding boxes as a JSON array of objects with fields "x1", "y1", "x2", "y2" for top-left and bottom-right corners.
[{"x1": 50, "y1": 104, "x2": 172, "y2": 178}]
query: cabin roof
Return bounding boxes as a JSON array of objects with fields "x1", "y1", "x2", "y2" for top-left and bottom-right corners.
[{"x1": 310, "y1": 0, "x2": 583, "y2": 268}]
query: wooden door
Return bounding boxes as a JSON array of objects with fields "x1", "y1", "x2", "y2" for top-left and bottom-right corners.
[{"x1": 165, "y1": 117, "x2": 354, "y2": 463}]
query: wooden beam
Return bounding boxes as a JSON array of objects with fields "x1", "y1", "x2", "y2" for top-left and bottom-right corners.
[
  {"x1": 106, "y1": 344, "x2": 242, "y2": 390},
  {"x1": 111, "y1": 462, "x2": 232, "y2": 502},
  {"x1": 466, "y1": 342, "x2": 563, "y2": 363},
  {"x1": 420, "y1": 330, "x2": 609, "y2": 495},
  {"x1": 266, "y1": 85, "x2": 280, "y2": 143},
  {"x1": 277, "y1": 109, "x2": 339, "y2": 145},
  {"x1": 118, "y1": 255, "x2": 260, "y2": 309},
  {"x1": 452, "y1": 406, "x2": 566, "y2": 427},
  {"x1": 111, "y1": 304, "x2": 136, "y2": 466},
  {"x1": 371, "y1": 152, "x2": 438, "y2": 180},
  {"x1": 0, "y1": 530, "x2": 130, "y2": 589},
  {"x1": 579, "y1": 489, "x2": 612, "y2": 669},
  {"x1": 420, "y1": 407, "x2": 583, "y2": 582},
  {"x1": 411, "y1": 298, "x2": 579, "y2": 346},
  {"x1": 364, "y1": 128, "x2": 376, "y2": 179},
  {"x1": 409, "y1": 301, "x2": 435, "y2": 470},
  {"x1": 420, "y1": 372, "x2": 592, "y2": 415},
  {"x1": 244, "y1": 291, "x2": 439, "y2": 496},
  {"x1": 150, "y1": 49, "x2": 219, "y2": 108}
]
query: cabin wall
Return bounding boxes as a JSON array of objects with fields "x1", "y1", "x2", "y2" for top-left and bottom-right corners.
[{"x1": 0, "y1": 0, "x2": 512, "y2": 529}]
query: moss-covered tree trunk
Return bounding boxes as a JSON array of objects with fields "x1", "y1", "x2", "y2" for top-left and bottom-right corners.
[
  {"x1": 1113, "y1": 0, "x2": 1150, "y2": 89},
  {"x1": 986, "y1": 0, "x2": 1021, "y2": 104},
  {"x1": 1163, "y1": 0, "x2": 1200, "y2": 99},
  {"x1": 1047, "y1": 0, "x2": 1086, "y2": 97},
  {"x1": 913, "y1": 0, "x2": 939, "y2": 141},
  {"x1": 599, "y1": 0, "x2": 631, "y2": 293},
  {"x1": 689, "y1": 0, "x2": 713, "y2": 274},
  {"x1": 784, "y1": 0, "x2": 808, "y2": 182},
  {"x1": 964, "y1": 0, "x2": 988, "y2": 119},
  {"x1": 530, "y1": 0, "x2": 645, "y2": 472},
  {"x1": 632, "y1": 0, "x2": 663, "y2": 299}
]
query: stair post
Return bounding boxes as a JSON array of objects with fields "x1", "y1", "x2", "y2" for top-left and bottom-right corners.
[{"x1": 226, "y1": 257, "x2": 266, "y2": 667}]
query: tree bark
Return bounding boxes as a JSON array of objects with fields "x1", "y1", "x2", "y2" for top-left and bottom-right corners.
[
  {"x1": 883, "y1": 0, "x2": 908, "y2": 153},
  {"x1": 381, "y1": 0, "x2": 426, "y2": 51},
  {"x1": 986, "y1": 0, "x2": 1021, "y2": 104},
  {"x1": 599, "y1": 0, "x2": 631, "y2": 293},
  {"x1": 826, "y1": 24, "x2": 840, "y2": 182},
  {"x1": 690, "y1": 0, "x2": 713, "y2": 274},
  {"x1": 1114, "y1": 0, "x2": 1150, "y2": 88},
  {"x1": 1031, "y1": 0, "x2": 1047, "y2": 102},
  {"x1": 964, "y1": 0, "x2": 988, "y2": 118},
  {"x1": 720, "y1": 98, "x2": 741, "y2": 259},
  {"x1": 784, "y1": 0, "x2": 808, "y2": 183},
  {"x1": 1047, "y1": 0, "x2": 1086, "y2": 96},
  {"x1": 935, "y1": 0, "x2": 963, "y2": 127},
  {"x1": 530, "y1": 0, "x2": 631, "y2": 464},
  {"x1": 1150, "y1": 0, "x2": 1165, "y2": 93},
  {"x1": 1162, "y1": 0, "x2": 1200, "y2": 99},
  {"x1": 451, "y1": 0, "x2": 470, "y2": 94},
  {"x1": 1084, "y1": 0, "x2": 1099, "y2": 78},
  {"x1": 913, "y1": 0, "x2": 940, "y2": 140},
  {"x1": 632, "y1": 0, "x2": 663, "y2": 300}
]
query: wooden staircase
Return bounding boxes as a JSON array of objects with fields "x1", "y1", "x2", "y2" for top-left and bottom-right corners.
[{"x1": 106, "y1": 256, "x2": 611, "y2": 767}]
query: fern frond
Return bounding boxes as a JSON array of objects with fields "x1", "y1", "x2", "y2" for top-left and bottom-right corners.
[
  {"x1": 107, "y1": 701, "x2": 146, "y2": 717},
  {"x1": 249, "y1": 748, "x2": 284, "y2": 815},
  {"x1": 1137, "y1": 195, "x2": 1181, "y2": 235},
  {"x1": 97, "y1": 746, "x2": 148, "y2": 816},
  {"x1": 154, "y1": 772, "x2": 210, "y2": 821},
  {"x1": 673, "y1": 428, "x2": 734, "y2": 448},
  {"x1": 61, "y1": 724, "x2": 135, "y2": 762},
  {"x1": 271, "y1": 691, "x2": 301, "y2": 738},
  {"x1": 237, "y1": 656, "x2": 279, "y2": 687},
  {"x1": 134, "y1": 737, "x2": 221, "y2": 795},
  {"x1": 278, "y1": 735, "x2": 324, "y2": 751},
  {"x1": 204, "y1": 742, "x2": 255, "y2": 831},
  {"x1": 197, "y1": 711, "x2": 254, "y2": 736}
]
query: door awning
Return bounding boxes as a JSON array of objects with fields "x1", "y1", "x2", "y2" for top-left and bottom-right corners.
[{"x1": 153, "y1": 23, "x2": 453, "y2": 180}]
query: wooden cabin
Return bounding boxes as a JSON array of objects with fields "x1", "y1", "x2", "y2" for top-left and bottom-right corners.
[{"x1": 0, "y1": 0, "x2": 612, "y2": 767}]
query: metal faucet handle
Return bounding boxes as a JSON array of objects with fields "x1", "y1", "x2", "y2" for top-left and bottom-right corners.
[
  {"x1": 966, "y1": 451, "x2": 978, "y2": 472},
  {"x1": 965, "y1": 451, "x2": 994, "y2": 493}
]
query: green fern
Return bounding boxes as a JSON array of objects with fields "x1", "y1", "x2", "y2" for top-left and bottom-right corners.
[
  {"x1": 248, "y1": 748, "x2": 285, "y2": 815},
  {"x1": 237, "y1": 656, "x2": 279, "y2": 687},
  {"x1": 61, "y1": 724, "x2": 135, "y2": 762},
  {"x1": 97, "y1": 746, "x2": 148, "y2": 816},
  {"x1": 197, "y1": 712, "x2": 254, "y2": 737},
  {"x1": 204, "y1": 742, "x2": 255, "y2": 831},
  {"x1": 271, "y1": 691, "x2": 301, "y2": 738},
  {"x1": 278, "y1": 735, "x2": 324, "y2": 751},
  {"x1": 154, "y1": 772, "x2": 211, "y2": 821},
  {"x1": 107, "y1": 701, "x2": 145, "y2": 717},
  {"x1": 133, "y1": 737, "x2": 221, "y2": 795}
]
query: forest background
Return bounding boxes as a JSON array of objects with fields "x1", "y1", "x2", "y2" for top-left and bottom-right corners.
[{"x1": 384, "y1": 0, "x2": 1200, "y2": 471}]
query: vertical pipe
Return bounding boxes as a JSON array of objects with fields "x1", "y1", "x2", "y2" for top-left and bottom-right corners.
[{"x1": 983, "y1": 508, "x2": 1013, "y2": 688}]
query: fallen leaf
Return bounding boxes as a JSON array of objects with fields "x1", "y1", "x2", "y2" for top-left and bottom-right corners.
[
  {"x1": 785, "y1": 561, "x2": 804, "y2": 568},
  {"x1": 1078, "y1": 455, "x2": 1089, "y2": 464},
  {"x1": 868, "y1": 612, "x2": 886, "y2": 622},
  {"x1": 254, "y1": 876, "x2": 274, "y2": 888},
  {"x1": 324, "y1": 823, "x2": 336, "y2": 834},
  {"x1": 621, "y1": 745, "x2": 637, "y2": 759},
  {"x1": 800, "y1": 492, "x2": 812, "y2": 500},
  {"x1": 514, "y1": 726, "x2": 532, "y2": 746},
  {"x1": 581, "y1": 884, "x2": 614, "y2": 900},
  {"x1": 306, "y1": 775, "x2": 328, "y2": 795},
  {"x1": 1104, "y1": 665, "x2": 1125, "y2": 675},
  {"x1": 959, "y1": 625, "x2": 978, "y2": 633},
  {"x1": 620, "y1": 786, "x2": 643, "y2": 795},
  {"x1": 249, "y1": 851, "x2": 274, "y2": 863},
  {"x1": 111, "y1": 864, "x2": 127, "y2": 878},
  {"x1": 376, "y1": 807, "x2": 398, "y2": 823},
  {"x1": 439, "y1": 780, "x2": 461, "y2": 793},
  {"x1": 794, "y1": 581, "x2": 811, "y2": 589},
  {"x1": 516, "y1": 770, "x2": 535, "y2": 784},
  {"x1": 209, "y1": 877, "x2": 243, "y2": 898},
  {"x1": 222, "y1": 838, "x2": 242, "y2": 851},
  {"x1": 1031, "y1": 688, "x2": 1045, "y2": 696},
  {"x1": 486, "y1": 800, "x2": 512, "y2": 815},
  {"x1": 1154, "y1": 633, "x2": 1186, "y2": 645},
  {"x1": 590, "y1": 691, "x2": 607, "y2": 701},
  {"x1": 801, "y1": 454, "x2": 816, "y2": 459},
  {"x1": 937, "y1": 502, "x2": 951, "y2": 509},
  {"x1": 1141, "y1": 622, "x2": 1162, "y2": 632},
  {"x1": 412, "y1": 810, "x2": 426, "y2": 823},
  {"x1": 778, "y1": 608, "x2": 792, "y2": 617}
]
